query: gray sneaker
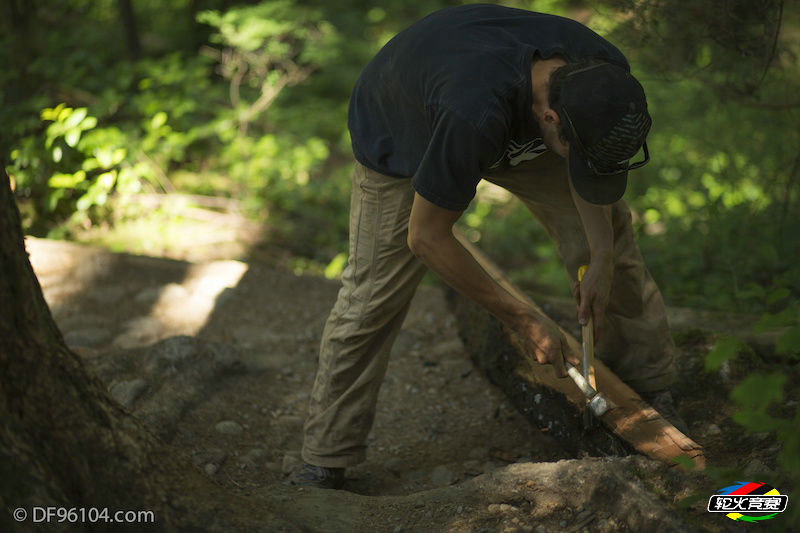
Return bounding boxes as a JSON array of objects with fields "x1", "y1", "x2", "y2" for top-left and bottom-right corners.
[
  {"x1": 288, "y1": 463, "x2": 345, "y2": 490},
  {"x1": 641, "y1": 389, "x2": 690, "y2": 436}
]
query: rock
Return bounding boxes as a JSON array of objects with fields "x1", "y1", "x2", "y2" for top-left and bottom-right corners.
[
  {"x1": 215, "y1": 420, "x2": 244, "y2": 436},
  {"x1": 126, "y1": 337, "x2": 244, "y2": 441},
  {"x1": 134, "y1": 286, "x2": 163, "y2": 304},
  {"x1": 482, "y1": 461, "x2": 498, "y2": 474},
  {"x1": 281, "y1": 454, "x2": 301, "y2": 475},
  {"x1": 277, "y1": 415, "x2": 304, "y2": 425},
  {"x1": 193, "y1": 449, "x2": 226, "y2": 477},
  {"x1": 241, "y1": 448, "x2": 267, "y2": 467},
  {"x1": 64, "y1": 327, "x2": 112, "y2": 348},
  {"x1": 535, "y1": 526, "x2": 546, "y2": 533},
  {"x1": 743, "y1": 458, "x2": 770, "y2": 478},
  {"x1": 384, "y1": 457, "x2": 404, "y2": 476},
  {"x1": 91, "y1": 286, "x2": 128, "y2": 305},
  {"x1": 391, "y1": 329, "x2": 422, "y2": 356},
  {"x1": 109, "y1": 378, "x2": 149, "y2": 408},
  {"x1": 705, "y1": 424, "x2": 722, "y2": 436},
  {"x1": 407, "y1": 469, "x2": 426, "y2": 483},
  {"x1": 462, "y1": 460, "x2": 482, "y2": 475},
  {"x1": 152, "y1": 335, "x2": 198, "y2": 364},
  {"x1": 431, "y1": 338, "x2": 464, "y2": 356},
  {"x1": 718, "y1": 349, "x2": 762, "y2": 387},
  {"x1": 469, "y1": 447, "x2": 486, "y2": 459},
  {"x1": 193, "y1": 449, "x2": 227, "y2": 466},
  {"x1": 232, "y1": 326, "x2": 292, "y2": 345},
  {"x1": 113, "y1": 316, "x2": 164, "y2": 349},
  {"x1": 157, "y1": 283, "x2": 190, "y2": 301},
  {"x1": 431, "y1": 465, "x2": 455, "y2": 486},
  {"x1": 264, "y1": 462, "x2": 282, "y2": 473}
]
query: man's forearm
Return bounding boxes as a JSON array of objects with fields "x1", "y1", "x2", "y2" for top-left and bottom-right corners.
[
  {"x1": 407, "y1": 192, "x2": 577, "y2": 376},
  {"x1": 410, "y1": 230, "x2": 532, "y2": 327}
]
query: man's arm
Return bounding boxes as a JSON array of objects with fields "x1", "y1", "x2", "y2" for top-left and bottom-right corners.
[
  {"x1": 407, "y1": 192, "x2": 578, "y2": 377},
  {"x1": 567, "y1": 178, "x2": 614, "y2": 340}
]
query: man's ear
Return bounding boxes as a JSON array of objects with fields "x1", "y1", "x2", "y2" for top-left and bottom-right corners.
[{"x1": 543, "y1": 108, "x2": 562, "y2": 126}]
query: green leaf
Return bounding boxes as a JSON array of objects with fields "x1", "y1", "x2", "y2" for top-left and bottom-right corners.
[
  {"x1": 95, "y1": 148, "x2": 114, "y2": 168},
  {"x1": 732, "y1": 410, "x2": 787, "y2": 433},
  {"x1": 48, "y1": 171, "x2": 87, "y2": 188},
  {"x1": 151, "y1": 111, "x2": 168, "y2": 129},
  {"x1": 40, "y1": 103, "x2": 65, "y2": 121},
  {"x1": 776, "y1": 324, "x2": 800, "y2": 357},
  {"x1": 705, "y1": 336, "x2": 743, "y2": 371},
  {"x1": 52, "y1": 146, "x2": 63, "y2": 163},
  {"x1": 324, "y1": 252, "x2": 347, "y2": 280},
  {"x1": 96, "y1": 171, "x2": 116, "y2": 190},
  {"x1": 670, "y1": 454, "x2": 698, "y2": 471},
  {"x1": 65, "y1": 129, "x2": 81, "y2": 148},
  {"x1": 766, "y1": 287, "x2": 790, "y2": 305},
  {"x1": 755, "y1": 307, "x2": 800, "y2": 333},
  {"x1": 82, "y1": 158, "x2": 101, "y2": 172},
  {"x1": 81, "y1": 116, "x2": 97, "y2": 130},
  {"x1": 730, "y1": 372, "x2": 786, "y2": 411},
  {"x1": 63, "y1": 107, "x2": 87, "y2": 129},
  {"x1": 57, "y1": 106, "x2": 72, "y2": 122},
  {"x1": 695, "y1": 45, "x2": 712, "y2": 67}
]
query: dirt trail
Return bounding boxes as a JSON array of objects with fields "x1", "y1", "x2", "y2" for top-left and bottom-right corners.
[{"x1": 26, "y1": 236, "x2": 790, "y2": 532}]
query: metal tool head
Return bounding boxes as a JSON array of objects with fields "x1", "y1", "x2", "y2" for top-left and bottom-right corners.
[{"x1": 588, "y1": 393, "x2": 614, "y2": 417}]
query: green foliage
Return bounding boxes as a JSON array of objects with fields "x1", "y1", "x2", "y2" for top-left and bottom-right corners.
[
  {"x1": 705, "y1": 306, "x2": 800, "y2": 528},
  {"x1": 3, "y1": 0, "x2": 800, "y2": 294},
  {"x1": 704, "y1": 336, "x2": 746, "y2": 371}
]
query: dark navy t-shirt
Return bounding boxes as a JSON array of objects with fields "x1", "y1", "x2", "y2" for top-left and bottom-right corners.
[{"x1": 347, "y1": 4, "x2": 629, "y2": 211}]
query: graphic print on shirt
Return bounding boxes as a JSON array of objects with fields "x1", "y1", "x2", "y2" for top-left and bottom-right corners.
[{"x1": 490, "y1": 138, "x2": 548, "y2": 170}]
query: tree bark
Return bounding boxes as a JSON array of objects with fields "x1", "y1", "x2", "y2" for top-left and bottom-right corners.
[
  {"x1": 0, "y1": 0, "x2": 40, "y2": 106},
  {"x1": 117, "y1": 0, "x2": 141, "y2": 60},
  {"x1": 0, "y1": 165, "x2": 298, "y2": 531}
]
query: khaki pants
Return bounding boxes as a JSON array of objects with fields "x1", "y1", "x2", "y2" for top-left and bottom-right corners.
[{"x1": 302, "y1": 154, "x2": 677, "y2": 468}]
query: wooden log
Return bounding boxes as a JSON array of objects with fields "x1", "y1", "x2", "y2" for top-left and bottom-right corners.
[{"x1": 449, "y1": 230, "x2": 705, "y2": 470}]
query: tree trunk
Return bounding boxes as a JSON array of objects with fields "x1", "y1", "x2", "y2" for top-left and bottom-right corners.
[
  {"x1": 117, "y1": 0, "x2": 141, "y2": 60},
  {"x1": 0, "y1": 165, "x2": 298, "y2": 532},
  {"x1": 0, "y1": 0, "x2": 40, "y2": 106}
]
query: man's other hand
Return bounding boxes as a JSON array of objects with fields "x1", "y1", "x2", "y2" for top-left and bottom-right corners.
[{"x1": 571, "y1": 260, "x2": 612, "y2": 341}]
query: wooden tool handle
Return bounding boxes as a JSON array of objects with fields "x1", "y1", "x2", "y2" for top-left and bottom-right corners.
[{"x1": 577, "y1": 265, "x2": 597, "y2": 390}]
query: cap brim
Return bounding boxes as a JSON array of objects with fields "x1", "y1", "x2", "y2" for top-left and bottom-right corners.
[{"x1": 568, "y1": 149, "x2": 628, "y2": 205}]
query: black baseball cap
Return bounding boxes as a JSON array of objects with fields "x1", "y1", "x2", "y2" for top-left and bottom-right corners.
[{"x1": 559, "y1": 61, "x2": 652, "y2": 205}]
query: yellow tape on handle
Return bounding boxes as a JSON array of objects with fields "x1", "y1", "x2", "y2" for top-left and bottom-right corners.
[{"x1": 578, "y1": 264, "x2": 588, "y2": 283}]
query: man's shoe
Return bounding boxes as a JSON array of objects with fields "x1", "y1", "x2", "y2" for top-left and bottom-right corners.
[
  {"x1": 641, "y1": 389, "x2": 690, "y2": 436},
  {"x1": 289, "y1": 463, "x2": 345, "y2": 490}
]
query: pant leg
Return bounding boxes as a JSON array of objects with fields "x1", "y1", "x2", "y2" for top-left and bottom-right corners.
[
  {"x1": 485, "y1": 152, "x2": 676, "y2": 393},
  {"x1": 302, "y1": 161, "x2": 428, "y2": 468}
]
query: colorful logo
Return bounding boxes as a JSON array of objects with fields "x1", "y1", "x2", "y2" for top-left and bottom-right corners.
[{"x1": 707, "y1": 481, "x2": 789, "y2": 522}]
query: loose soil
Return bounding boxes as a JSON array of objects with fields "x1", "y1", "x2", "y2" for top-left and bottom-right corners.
[{"x1": 26, "y1": 237, "x2": 797, "y2": 532}]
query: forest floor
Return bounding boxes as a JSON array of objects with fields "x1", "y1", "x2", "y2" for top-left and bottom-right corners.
[{"x1": 26, "y1": 235, "x2": 797, "y2": 533}]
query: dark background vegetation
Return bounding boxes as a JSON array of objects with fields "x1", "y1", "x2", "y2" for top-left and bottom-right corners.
[{"x1": 2, "y1": 0, "x2": 798, "y2": 521}]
